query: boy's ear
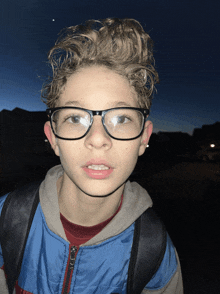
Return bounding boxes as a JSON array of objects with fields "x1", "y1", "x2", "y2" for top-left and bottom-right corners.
[
  {"x1": 138, "y1": 120, "x2": 153, "y2": 156},
  {"x1": 44, "y1": 121, "x2": 60, "y2": 156}
]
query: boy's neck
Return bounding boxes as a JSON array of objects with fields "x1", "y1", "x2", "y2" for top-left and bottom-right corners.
[{"x1": 57, "y1": 175, "x2": 124, "y2": 227}]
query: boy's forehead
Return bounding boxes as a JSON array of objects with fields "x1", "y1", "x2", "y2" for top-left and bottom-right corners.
[
  {"x1": 58, "y1": 67, "x2": 139, "y2": 108},
  {"x1": 62, "y1": 100, "x2": 136, "y2": 108}
]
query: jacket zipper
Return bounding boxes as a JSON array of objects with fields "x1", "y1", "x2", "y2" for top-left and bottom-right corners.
[{"x1": 63, "y1": 245, "x2": 78, "y2": 294}]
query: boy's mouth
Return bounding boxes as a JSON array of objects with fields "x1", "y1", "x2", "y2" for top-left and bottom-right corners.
[
  {"x1": 83, "y1": 160, "x2": 114, "y2": 169},
  {"x1": 87, "y1": 164, "x2": 110, "y2": 170},
  {"x1": 82, "y1": 161, "x2": 114, "y2": 179}
]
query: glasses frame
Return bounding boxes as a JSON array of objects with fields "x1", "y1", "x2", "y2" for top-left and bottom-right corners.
[{"x1": 46, "y1": 107, "x2": 150, "y2": 141}]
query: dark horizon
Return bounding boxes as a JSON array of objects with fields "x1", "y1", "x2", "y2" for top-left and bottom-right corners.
[{"x1": 1, "y1": 106, "x2": 219, "y2": 136}]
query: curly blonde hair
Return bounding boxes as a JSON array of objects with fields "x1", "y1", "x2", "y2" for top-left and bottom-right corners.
[{"x1": 41, "y1": 18, "x2": 159, "y2": 109}]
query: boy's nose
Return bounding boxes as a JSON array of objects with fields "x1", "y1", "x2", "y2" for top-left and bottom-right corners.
[{"x1": 84, "y1": 116, "x2": 112, "y2": 149}]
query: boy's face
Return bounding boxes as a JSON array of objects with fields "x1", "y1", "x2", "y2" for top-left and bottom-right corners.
[{"x1": 44, "y1": 66, "x2": 153, "y2": 197}]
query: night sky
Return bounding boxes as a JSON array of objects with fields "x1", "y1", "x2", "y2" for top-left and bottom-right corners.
[{"x1": 1, "y1": 0, "x2": 219, "y2": 134}]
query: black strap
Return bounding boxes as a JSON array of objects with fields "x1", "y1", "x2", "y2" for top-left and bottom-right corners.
[
  {"x1": 0, "y1": 181, "x2": 40, "y2": 294},
  {"x1": 127, "y1": 207, "x2": 167, "y2": 294}
]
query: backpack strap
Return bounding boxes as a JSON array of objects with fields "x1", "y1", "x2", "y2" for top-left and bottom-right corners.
[
  {"x1": 0, "y1": 181, "x2": 40, "y2": 294},
  {"x1": 127, "y1": 207, "x2": 167, "y2": 294}
]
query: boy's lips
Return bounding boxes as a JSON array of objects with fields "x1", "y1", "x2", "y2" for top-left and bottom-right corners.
[
  {"x1": 83, "y1": 160, "x2": 114, "y2": 169},
  {"x1": 82, "y1": 160, "x2": 114, "y2": 179}
]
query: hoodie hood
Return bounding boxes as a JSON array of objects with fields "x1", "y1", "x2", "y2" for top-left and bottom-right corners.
[{"x1": 39, "y1": 165, "x2": 153, "y2": 246}]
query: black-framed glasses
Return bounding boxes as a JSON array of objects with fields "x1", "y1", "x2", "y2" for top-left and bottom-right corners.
[{"x1": 46, "y1": 107, "x2": 149, "y2": 141}]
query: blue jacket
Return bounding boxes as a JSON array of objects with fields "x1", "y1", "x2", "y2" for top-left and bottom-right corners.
[{"x1": 0, "y1": 165, "x2": 183, "y2": 294}]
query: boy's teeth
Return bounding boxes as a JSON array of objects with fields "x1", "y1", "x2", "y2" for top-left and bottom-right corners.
[{"x1": 87, "y1": 164, "x2": 110, "y2": 170}]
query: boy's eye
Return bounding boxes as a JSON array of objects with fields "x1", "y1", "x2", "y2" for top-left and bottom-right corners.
[
  {"x1": 118, "y1": 116, "x2": 130, "y2": 123},
  {"x1": 67, "y1": 115, "x2": 81, "y2": 124},
  {"x1": 64, "y1": 114, "x2": 90, "y2": 129},
  {"x1": 111, "y1": 115, "x2": 131, "y2": 125}
]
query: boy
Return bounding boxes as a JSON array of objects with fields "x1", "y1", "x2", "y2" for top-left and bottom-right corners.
[{"x1": 0, "y1": 18, "x2": 183, "y2": 293}]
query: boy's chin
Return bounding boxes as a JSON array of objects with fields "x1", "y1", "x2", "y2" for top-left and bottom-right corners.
[{"x1": 75, "y1": 179, "x2": 126, "y2": 198}]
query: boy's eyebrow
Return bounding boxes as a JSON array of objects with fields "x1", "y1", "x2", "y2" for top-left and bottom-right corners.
[
  {"x1": 114, "y1": 101, "x2": 133, "y2": 107},
  {"x1": 64, "y1": 100, "x2": 133, "y2": 107},
  {"x1": 64, "y1": 100, "x2": 81, "y2": 106}
]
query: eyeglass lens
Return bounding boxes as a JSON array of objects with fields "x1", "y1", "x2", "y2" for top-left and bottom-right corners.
[{"x1": 52, "y1": 108, "x2": 144, "y2": 139}]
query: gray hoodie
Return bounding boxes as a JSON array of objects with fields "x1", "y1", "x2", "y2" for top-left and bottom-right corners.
[{"x1": 0, "y1": 165, "x2": 183, "y2": 293}]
